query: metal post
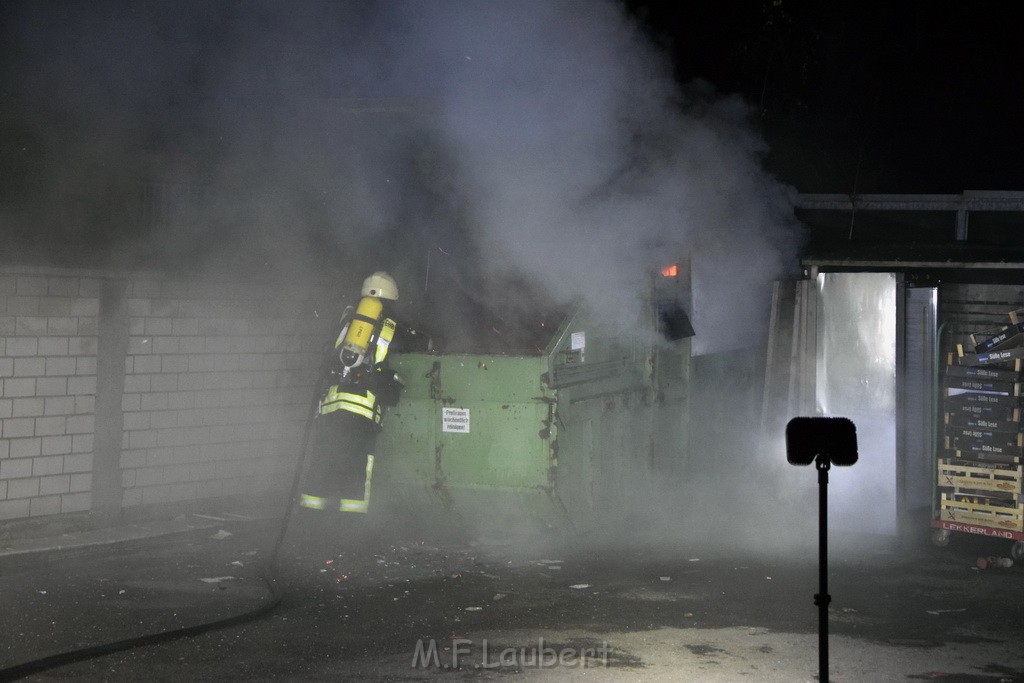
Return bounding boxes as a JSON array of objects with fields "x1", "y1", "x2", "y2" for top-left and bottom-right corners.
[{"x1": 815, "y1": 455, "x2": 831, "y2": 683}]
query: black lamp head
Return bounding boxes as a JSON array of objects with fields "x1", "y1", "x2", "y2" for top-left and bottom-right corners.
[{"x1": 785, "y1": 417, "x2": 858, "y2": 466}]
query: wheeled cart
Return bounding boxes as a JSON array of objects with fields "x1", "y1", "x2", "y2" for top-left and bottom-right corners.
[
  {"x1": 933, "y1": 305, "x2": 1024, "y2": 560},
  {"x1": 930, "y1": 519, "x2": 1024, "y2": 560}
]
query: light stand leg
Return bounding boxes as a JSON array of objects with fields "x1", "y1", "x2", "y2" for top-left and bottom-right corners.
[{"x1": 815, "y1": 456, "x2": 831, "y2": 683}]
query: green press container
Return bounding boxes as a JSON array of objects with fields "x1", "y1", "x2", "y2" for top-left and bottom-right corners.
[{"x1": 375, "y1": 305, "x2": 692, "y2": 538}]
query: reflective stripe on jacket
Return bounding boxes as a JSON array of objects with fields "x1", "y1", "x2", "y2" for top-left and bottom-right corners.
[
  {"x1": 320, "y1": 387, "x2": 382, "y2": 423},
  {"x1": 374, "y1": 319, "x2": 396, "y2": 364},
  {"x1": 319, "y1": 316, "x2": 397, "y2": 423}
]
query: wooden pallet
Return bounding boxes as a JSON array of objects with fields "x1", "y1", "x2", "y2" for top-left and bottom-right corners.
[
  {"x1": 938, "y1": 460, "x2": 1024, "y2": 496},
  {"x1": 940, "y1": 492, "x2": 1024, "y2": 531}
]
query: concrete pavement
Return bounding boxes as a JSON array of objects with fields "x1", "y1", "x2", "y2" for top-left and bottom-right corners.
[{"x1": 2, "y1": 512, "x2": 1024, "y2": 681}]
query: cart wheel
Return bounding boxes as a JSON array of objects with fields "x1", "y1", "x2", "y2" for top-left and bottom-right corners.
[
  {"x1": 930, "y1": 528, "x2": 951, "y2": 547},
  {"x1": 1010, "y1": 541, "x2": 1024, "y2": 561}
]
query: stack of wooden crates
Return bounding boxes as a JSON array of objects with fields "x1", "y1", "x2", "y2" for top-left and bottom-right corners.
[{"x1": 940, "y1": 309, "x2": 1024, "y2": 533}]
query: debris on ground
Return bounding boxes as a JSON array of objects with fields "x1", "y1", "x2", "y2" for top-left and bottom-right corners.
[
  {"x1": 199, "y1": 576, "x2": 237, "y2": 583},
  {"x1": 192, "y1": 514, "x2": 228, "y2": 522},
  {"x1": 976, "y1": 556, "x2": 1013, "y2": 570}
]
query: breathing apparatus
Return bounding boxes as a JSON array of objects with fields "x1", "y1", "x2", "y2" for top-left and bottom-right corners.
[{"x1": 336, "y1": 271, "x2": 398, "y2": 378}]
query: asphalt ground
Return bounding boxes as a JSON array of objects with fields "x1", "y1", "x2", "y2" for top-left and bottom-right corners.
[{"x1": 2, "y1": 513, "x2": 1024, "y2": 682}]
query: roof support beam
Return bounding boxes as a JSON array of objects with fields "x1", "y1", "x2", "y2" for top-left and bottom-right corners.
[{"x1": 796, "y1": 191, "x2": 1024, "y2": 242}]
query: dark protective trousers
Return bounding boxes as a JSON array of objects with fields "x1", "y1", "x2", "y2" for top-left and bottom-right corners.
[{"x1": 299, "y1": 409, "x2": 378, "y2": 512}]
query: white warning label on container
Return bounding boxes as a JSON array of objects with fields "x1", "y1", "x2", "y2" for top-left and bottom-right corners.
[
  {"x1": 571, "y1": 331, "x2": 586, "y2": 351},
  {"x1": 442, "y1": 407, "x2": 471, "y2": 433}
]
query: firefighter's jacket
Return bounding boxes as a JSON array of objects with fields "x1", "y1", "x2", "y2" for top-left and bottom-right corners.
[{"x1": 318, "y1": 311, "x2": 402, "y2": 429}]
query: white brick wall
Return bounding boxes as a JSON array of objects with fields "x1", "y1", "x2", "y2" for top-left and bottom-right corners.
[
  {"x1": 117, "y1": 281, "x2": 325, "y2": 510},
  {"x1": 0, "y1": 268, "x2": 331, "y2": 522},
  {"x1": 0, "y1": 273, "x2": 100, "y2": 519}
]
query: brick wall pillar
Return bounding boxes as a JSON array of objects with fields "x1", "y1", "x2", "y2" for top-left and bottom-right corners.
[{"x1": 91, "y1": 279, "x2": 128, "y2": 523}]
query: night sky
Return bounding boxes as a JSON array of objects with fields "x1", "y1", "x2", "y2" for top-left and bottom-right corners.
[{"x1": 627, "y1": 1, "x2": 1024, "y2": 194}]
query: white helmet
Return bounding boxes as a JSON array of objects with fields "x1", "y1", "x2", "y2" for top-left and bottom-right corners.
[{"x1": 361, "y1": 271, "x2": 398, "y2": 300}]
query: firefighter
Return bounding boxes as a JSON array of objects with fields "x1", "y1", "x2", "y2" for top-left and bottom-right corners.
[{"x1": 297, "y1": 271, "x2": 415, "y2": 538}]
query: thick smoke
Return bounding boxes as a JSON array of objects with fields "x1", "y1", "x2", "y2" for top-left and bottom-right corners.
[
  {"x1": 347, "y1": 1, "x2": 802, "y2": 352},
  {"x1": 2, "y1": 0, "x2": 801, "y2": 354},
  {"x1": 2, "y1": 1, "x2": 817, "y2": 551}
]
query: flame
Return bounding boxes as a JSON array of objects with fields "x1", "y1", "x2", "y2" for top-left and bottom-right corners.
[{"x1": 661, "y1": 264, "x2": 678, "y2": 278}]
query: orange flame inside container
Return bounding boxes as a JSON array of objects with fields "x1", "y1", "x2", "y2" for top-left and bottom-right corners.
[{"x1": 660, "y1": 264, "x2": 679, "y2": 278}]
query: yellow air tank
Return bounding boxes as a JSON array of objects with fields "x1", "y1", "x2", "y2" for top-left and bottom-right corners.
[{"x1": 339, "y1": 296, "x2": 384, "y2": 370}]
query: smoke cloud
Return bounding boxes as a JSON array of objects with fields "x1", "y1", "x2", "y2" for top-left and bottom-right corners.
[
  {"x1": 348, "y1": 1, "x2": 804, "y2": 352},
  {"x1": 0, "y1": 0, "x2": 823, "y2": 552},
  {"x1": 2, "y1": 0, "x2": 802, "y2": 354}
]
